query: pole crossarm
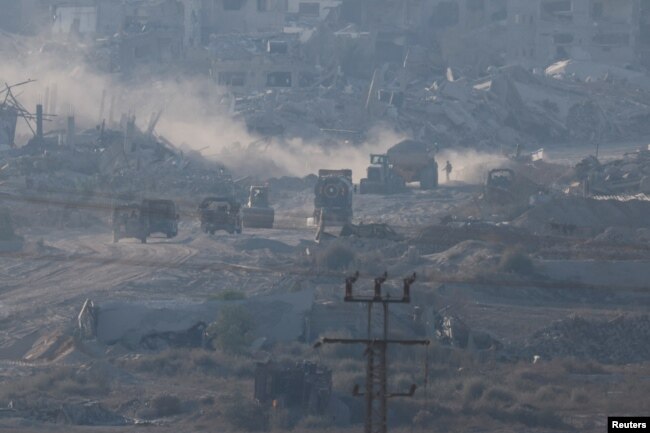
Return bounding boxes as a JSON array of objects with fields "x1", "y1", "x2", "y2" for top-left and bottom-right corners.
[
  {"x1": 315, "y1": 338, "x2": 429, "y2": 347},
  {"x1": 316, "y1": 271, "x2": 430, "y2": 433}
]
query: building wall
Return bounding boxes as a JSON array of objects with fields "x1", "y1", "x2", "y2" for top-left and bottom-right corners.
[
  {"x1": 97, "y1": 0, "x2": 126, "y2": 35},
  {"x1": 507, "y1": 0, "x2": 640, "y2": 67},
  {"x1": 432, "y1": 0, "x2": 509, "y2": 74},
  {"x1": 52, "y1": 5, "x2": 98, "y2": 34},
  {"x1": 212, "y1": 56, "x2": 309, "y2": 91},
  {"x1": 0, "y1": 0, "x2": 23, "y2": 33},
  {"x1": 183, "y1": 0, "x2": 203, "y2": 47},
  {"x1": 200, "y1": 0, "x2": 286, "y2": 38},
  {"x1": 286, "y1": 0, "x2": 341, "y2": 20}
]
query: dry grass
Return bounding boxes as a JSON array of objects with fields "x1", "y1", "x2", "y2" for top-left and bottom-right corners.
[{"x1": 0, "y1": 366, "x2": 110, "y2": 401}]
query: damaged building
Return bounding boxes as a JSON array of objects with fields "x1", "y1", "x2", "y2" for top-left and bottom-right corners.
[
  {"x1": 209, "y1": 33, "x2": 317, "y2": 91},
  {"x1": 508, "y1": 0, "x2": 640, "y2": 67}
]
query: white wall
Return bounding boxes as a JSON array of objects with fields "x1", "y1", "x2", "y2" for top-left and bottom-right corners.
[{"x1": 52, "y1": 6, "x2": 98, "y2": 34}]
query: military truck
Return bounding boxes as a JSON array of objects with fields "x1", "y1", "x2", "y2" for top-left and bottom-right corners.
[
  {"x1": 199, "y1": 197, "x2": 242, "y2": 234},
  {"x1": 141, "y1": 199, "x2": 179, "y2": 238},
  {"x1": 113, "y1": 204, "x2": 148, "y2": 243},
  {"x1": 242, "y1": 186, "x2": 274, "y2": 229},
  {"x1": 360, "y1": 140, "x2": 438, "y2": 193},
  {"x1": 313, "y1": 169, "x2": 353, "y2": 225}
]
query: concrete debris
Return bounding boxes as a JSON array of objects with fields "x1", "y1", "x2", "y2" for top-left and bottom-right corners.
[
  {"x1": 339, "y1": 222, "x2": 403, "y2": 241},
  {"x1": 140, "y1": 322, "x2": 207, "y2": 351},
  {"x1": 514, "y1": 197, "x2": 650, "y2": 234},
  {"x1": 573, "y1": 149, "x2": 650, "y2": 196},
  {"x1": 523, "y1": 315, "x2": 650, "y2": 364},
  {"x1": 89, "y1": 289, "x2": 314, "y2": 349}
]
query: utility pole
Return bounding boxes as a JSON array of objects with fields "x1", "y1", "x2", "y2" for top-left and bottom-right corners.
[{"x1": 315, "y1": 272, "x2": 429, "y2": 433}]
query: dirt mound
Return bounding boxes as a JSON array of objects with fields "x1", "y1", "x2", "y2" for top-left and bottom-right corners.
[
  {"x1": 514, "y1": 197, "x2": 650, "y2": 232},
  {"x1": 592, "y1": 226, "x2": 650, "y2": 245},
  {"x1": 523, "y1": 315, "x2": 650, "y2": 364},
  {"x1": 415, "y1": 224, "x2": 541, "y2": 254},
  {"x1": 233, "y1": 237, "x2": 294, "y2": 253},
  {"x1": 424, "y1": 240, "x2": 502, "y2": 273},
  {"x1": 512, "y1": 160, "x2": 572, "y2": 187}
]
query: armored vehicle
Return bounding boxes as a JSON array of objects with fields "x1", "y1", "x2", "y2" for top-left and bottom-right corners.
[
  {"x1": 199, "y1": 197, "x2": 242, "y2": 234},
  {"x1": 141, "y1": 199, "x2": 179, "y2": 238}
]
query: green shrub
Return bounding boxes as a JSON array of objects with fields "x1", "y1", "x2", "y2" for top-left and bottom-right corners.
[{"x1": 208, "y1": 305, "x2": 255, "y2": 354}]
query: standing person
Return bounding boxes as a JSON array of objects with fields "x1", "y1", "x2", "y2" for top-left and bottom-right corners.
[{"x1": 444, "y1": 160, "x2": 453, "y2": 182}]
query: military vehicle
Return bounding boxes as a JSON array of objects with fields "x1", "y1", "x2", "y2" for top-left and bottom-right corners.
[
  {"x1": 360, "y1": 140, "x2": 438, "y2": 193},
  {"x1": 313, "y1": 169, "x2": 353, "y2": 226},
  {"x1": 112, "y1": 204, "x2": 148, "y2": 243},
  {"x1": 485, "y1": 168, "x2": 515, "y2": 204},
  {"x1": 242, "y1": 186, "x2": 274, "y2": 229},
  {"x1": 199, "y1": 197, "x2": 242, "y2": 234},
  {"x1": 141, "y1": 199, "x2": 179, "y2": 238},
  {"x1": 359, "y1": 154, "x2": 407, "y2": 194}
]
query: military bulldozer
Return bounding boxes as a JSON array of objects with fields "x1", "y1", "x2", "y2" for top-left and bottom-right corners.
[
  {"x1": 199, "y1": 197, "x2": 242, "y2": 234},
  {"x1": 360, "y1": 140, "x2": 438, "y2": 194},
  {"x1": 313, "y1": 169, "x2": 353, "y2": 226},
  {"x1": 242, "y1": 186, "x2": 274, "y2": 229},
  {"x1": 359, "y1": 154, "x2": 406, "y2": 194},
  {"x1": 484, "y1": 168, "x2": 515, "y2": 204}
]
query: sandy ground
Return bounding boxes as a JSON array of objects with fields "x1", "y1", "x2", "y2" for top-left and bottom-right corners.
[
  {"x1": 0, "y1": 180, "x2": 649, "y2": 432},
  {"x1": 1, "y1": 183, "x2": 648, "y2": 358}
]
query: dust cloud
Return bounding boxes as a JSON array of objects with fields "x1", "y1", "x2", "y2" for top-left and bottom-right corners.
[
  {"x1": 437, "y1": 149, "x2": 509, "y2": 185},
  {"x1": 1, "y1": 43, "x2": 408, "y2": 181}
]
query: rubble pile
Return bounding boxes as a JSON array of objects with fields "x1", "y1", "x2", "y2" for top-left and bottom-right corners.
[
  {"x1": 415, "y1": 224, "x2": 541, "y2": 254},
  {"x1": 0, "y1": 120, "x2": 235, "y2": 227},
  {"x1": 573, "y1": 149, "x2": 650, "y2": 197},
  {"x1": 513, "y1": 197, "x2": 650, "y2": 233},
  {"x1": 357, "y1": 62, "x2": 650, "y2": 150},
  {"x1": 523, "y1": 315, "x2": 650, "y2": 364},
  {"x1": 232, "y1": 60, "x2": 650, "y2": 152}
]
